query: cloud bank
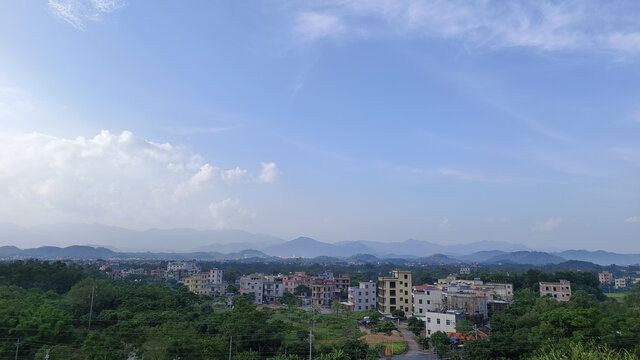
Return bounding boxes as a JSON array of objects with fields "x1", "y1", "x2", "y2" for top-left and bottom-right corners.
[
  {"x1": 293, "y1": 1, "x2": 640, "y2": 55},
  {"x1": 0, "y1": 130, "x2": 279, "y2": 229}
]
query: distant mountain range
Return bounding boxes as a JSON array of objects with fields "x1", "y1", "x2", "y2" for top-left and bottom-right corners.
[
  {"x1": 1, "y1": 223, "x2": 638, "y2": 265},
  {"x1": 261, "y1": 236, "x2": 529, "y2": 258},
  {"x1": 0, "y1": 223, "x2": 282, "y2": 252}
]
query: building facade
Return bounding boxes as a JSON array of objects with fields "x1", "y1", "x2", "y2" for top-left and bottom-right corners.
[
  {"x1": 412, "y1": 285, "x2": 443, "y2": 316},
  {"x1": 239, "y1": 273, "x2": 265, "y2": 305},
  {"x1": 445, "y1": 293, "x2": 488, "y2": 319},
  {"x1": 539, "y1": 280, "x2": 571, "y2": 301},
  {"x1": 599, "y1": 271, "x2": 613, "y2": 284},
  {"x1": 425, "y1": 310, "x2": 463, "y2": 336},
  {"x1": 378, "y1": 270, "x2": 413, "y2": 315},
  {"x1": 311, "y1": 278, "x2": 336, "y2": 306},
  {"x1": 183, "y1": 269, "x2": 224, "y2": 295},
  {"x1": 347, "y1": 281, "x2": 377, "y2": 311},
  {"x1": 263, "y1": 275, "x2": 284, "y2": 303}
]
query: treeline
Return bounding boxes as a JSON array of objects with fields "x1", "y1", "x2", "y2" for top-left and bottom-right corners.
[
  {"x1": 459, "y1": 287, "x2": 640, "y2": 359},
  {"x1": 460, "y1": 268, "x2": 606, "y2": 300}
]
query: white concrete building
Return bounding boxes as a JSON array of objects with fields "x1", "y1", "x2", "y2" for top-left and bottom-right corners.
[
  {"x1": 425, "y1": 310, "x2": 464, "y2": 336},
  {"x1": 347, "y1": 281, "x2": 377, "y2": 311},
  {"x1": 412, "y1": 286, "x2": 443, "y2": 315},
  {"x1": 239, "y1": 273, "x2": 264, "y2": 305},
  {"x1": 167, "y1": 261, "x2": 199, "y2": 273}
]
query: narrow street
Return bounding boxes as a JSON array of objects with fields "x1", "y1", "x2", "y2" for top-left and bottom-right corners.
[{"x1": 389, "y1": 321, "x2": 438, "y2": 359}]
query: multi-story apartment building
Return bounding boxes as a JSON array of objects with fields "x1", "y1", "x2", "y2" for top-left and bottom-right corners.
[
  {"x1": 263, "y1": 275, "x2": 284, "y2": 303},
  {"x1": 412, "y1": 285, "x2": 443, "y2": 316},
  {"x1": 167, "y1": 261, "x2": 200, "y2": 281},
  {"x1": 445, "y1": 292, "x2": 488, "y2": 319},
  {"x1": 283, "y1": 272, "x2": 311, "y2": 294},
  {"x1": 311, "y1": 278, "x2": 336, "y2": 306},
  {"x1": 183, "y1": 269, "x2": 225, "y2": 295},
  {"x1": 479, "y1": 283, "x2": 514, "y2": 301},
  {"x1": 539, "y1": 280, "x2": 571, "y2": 301},
  {"x1": 334, "y1": 274, "x2": 351, "y2": 292},
  {"x1": 347, "y1": 281, "x2": 377, "y2": 311},
  {"x1": 167, "y1": 261, "x2": 199, "y2": 273},
  {"x1": 378, "y1": 270, "x2": 413, "y2": 315},
  {"x1": 599, "y1": 271, "x2": 613, "y2": 284},
  {"x1": 615, "y1": 278, "x2": 627, "y2": 289},
  {"x1": 239, "y1": 273, "x2": 264, "y2": 305},
  {"x1": 425, "y1": 310, "x2": 464, "y2": 336},
  {"x1": 459, "y1": 266, "x2": 471, "y2": 275}
]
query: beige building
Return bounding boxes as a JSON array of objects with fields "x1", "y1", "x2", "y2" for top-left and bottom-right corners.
[
  {"x1": 239, "y1": 273, "x2": 264, "y2": 304},
  {"x1": 539, "y1": 280, "x2": 571, "y2": 301},
  {"x1": 599, "y1": 271, "x2": 613, "y2": 284},
  {"x1": 615, "y1": 278, "x2": 627, "y2": 289},
  {"x1": 377, "y1": 270, "x2": 413, "y2": 315},
  {"x1": 183, "y1": 269, "x2": 224, "y2": 295}
]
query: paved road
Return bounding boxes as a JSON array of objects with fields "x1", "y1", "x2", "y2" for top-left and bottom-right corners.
[{"x1": 384, "y1": 321, "x2": 440, "y2": 359}]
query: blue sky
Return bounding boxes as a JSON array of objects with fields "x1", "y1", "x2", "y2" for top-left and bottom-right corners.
[{"x1": 0, "y1": 1, "x2": 639, "y2": 251}]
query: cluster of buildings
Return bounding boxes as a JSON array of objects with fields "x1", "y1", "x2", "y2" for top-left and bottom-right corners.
[
  {"x1": 239, "y1": 270, "x2": 351, "y2": 306},
  {"x1": 166, "y1": 261, "x2": 225, "y2": 296},
  {"x1": 599, "y1": 271, "x2": 640, "y2": 290}
]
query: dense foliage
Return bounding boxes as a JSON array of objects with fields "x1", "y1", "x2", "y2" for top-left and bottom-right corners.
[
  {"x1": 0, "y1": 261, "x2": 376, "y2": 359},
  {"x1": 460, "y1": 286, "x2": 640, "y2": 359}
]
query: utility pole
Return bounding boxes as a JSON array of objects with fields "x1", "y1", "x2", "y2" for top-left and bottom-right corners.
[
  {"x1": 88, "y1": 285, "x2": 95, "y2": 331},
  {"x1": 14, "y1": 339, "x2": 20, "y2": 360},
  {"x1": 308, "y1": 329, "x2": 312, "y2": 360},
  {"x1": 228, "y1": 336, "x2": 232, "y2": 360}
]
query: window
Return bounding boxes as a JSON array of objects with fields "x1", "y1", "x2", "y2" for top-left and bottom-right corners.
[
  {"x1": 390, "y1": 282, "x2": 396, "y2": 288},
  {"x1": 390, "y1": 298, "x2": 396, "y2": 305},
  {"x1": 358, "y1": 306, "x2": 361, "y2": 310},
  {"x1": 419, "y1": 299, "x2": 423, "y2": 304},
  {"x1": 404, "y1": 274, "x2": 408, "y2": 279},
  {"x1": 419, "y1": 309, "x2": 423, "y2": 313},
  {"x1": 366, "y1": 299, "x2": 368, "y2": 303},
  {"x1": 427, "y1": 300, "x2": 431, "y2": 304},
  {"x1": 427, "y1": 317, "x2": 431, "y2": 323},
  {"x1": 428, "y1": 330, "x2": 431, "y2": 335},
  {"x1": 390, "y1": 290, "x2": 396, "y2": 296},
  {"x1": 437, "y1": 319, "x2": 441, "y2": 324},
  {"x1": 427, "y1": 291, "x2": 430, "y2": 295},
  {"x1": 446, "y1": 320, "x2": 450, "y2": 326}
]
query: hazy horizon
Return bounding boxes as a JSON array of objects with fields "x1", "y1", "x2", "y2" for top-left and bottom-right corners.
[{"x1": 1, "y1": 1, "x2": 639, "y2": 252}]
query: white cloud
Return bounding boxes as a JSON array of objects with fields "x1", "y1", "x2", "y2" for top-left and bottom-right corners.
[
  {"x1": 48, "y1": 0, "x2": 125, "y2": 30},
  {"x1": 208, "y1": 199, "x2": 256, "y2": 229},
  {"x1": 439, "y1": 219, "x2": 451, "y2": 229},
  {"x1": 293, "y1": 1, "x2": 640, "y2": 56},
  {"x1": 257, "y1": 162, "x2": 281, "y2": 183},
  {"x1": 533, "y1": 217, "x2": 562, "y2": 232},
  {"x1": 624, "y1": 216, "x2": 640, "y2": 224},
  {"x1": 0, "y1": 130, "x2": 275, "y2": 229},
  {"x1": 295, "y1": 12, "x2": 345, "y2": 42}
]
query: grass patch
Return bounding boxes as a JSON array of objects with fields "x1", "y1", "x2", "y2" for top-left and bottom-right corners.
[{"x1": 374, "y1": 342, "x2": 407, "y2": 355}]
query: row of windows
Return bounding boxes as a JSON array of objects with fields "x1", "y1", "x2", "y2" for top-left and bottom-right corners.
[{"x1": 426, "y1": 317, "x2": 451, "y2": 326}]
